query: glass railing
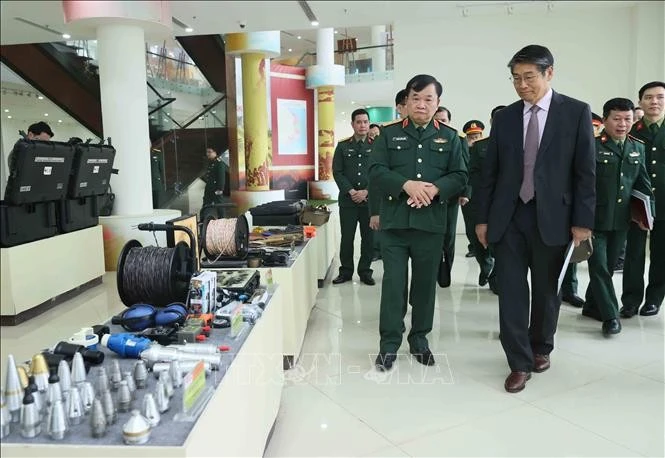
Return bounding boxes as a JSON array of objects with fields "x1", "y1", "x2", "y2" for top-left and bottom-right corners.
[{"x1": 294, "y1": 44, "x2": 394, "y2": 82}]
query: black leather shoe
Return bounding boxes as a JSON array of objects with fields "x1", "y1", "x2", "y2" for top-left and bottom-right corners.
[
  {"x1": 562, "y1": 294, "x2": 586, "y2": 308},
  {"x1": 602, "y1": 318, "x2": 622, "y2": 337},
  {"x1": 375, "y1": 353, "x2": 397, "y2": 371},
  {"x1": 582, "y1": 308, "x2": 603, "y2": 322},
  {"x1": 332, "y1": 275, "x2": 351, "y2": 285},
  {"x1": 359, "y1": 275, "x2": 375, "y2": 286},
  {"x1": 619, "y1": 306, "x2": 639, "y2": 318},
  {"x1": 410, "y1": 348, "x2": 435, "y2": 366},
  {"x1": 639, "y1": 304, "x2": 660, "y2": 317}
]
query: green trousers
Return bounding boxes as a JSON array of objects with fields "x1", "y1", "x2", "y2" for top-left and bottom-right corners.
[
  {"x1": 463, "y1": 201, "x2": 494, "y2": 280},
  {"x1": 379, "y1": 229, "x2": 444, "y2": 353},
  {"x1": 622, "y1": 220, "x2": 665, "y2": 308},
  {"x1": 561, "y1": 264, "x2": 578, "y2": 297},
  {"x1": 584, "y1": 230, "x2": 627, "y2": 321},
  {"x1": 338, "y1": 206, "x2": 373, "y2": 278},
  {"x1": 443, "y1": 202, "x2": 460, "y2": 271}
]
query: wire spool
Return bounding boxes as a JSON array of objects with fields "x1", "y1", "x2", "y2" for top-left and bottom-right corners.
[
  {"x1": 116, "y1": 240, "x2": 192, "y2": 307},
  {"x1": 201, "y1": 215, "x2": 249, "y2": 261}
]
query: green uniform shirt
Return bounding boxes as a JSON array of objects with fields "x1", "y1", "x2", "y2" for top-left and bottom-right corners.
[
  {"x1": 332, "y1": 136, "x2": 373, "y2": 207},
  {"x1": 631, "y1": 117, "x2": 665, "y2": 221},
  {"x1": 594, "y1": 132, "x2": 653, "y2": 231},
  {"x1": 368, "y1": 117, "x2": 468, "y2": 234},
  {"x1": 204, "y1": 158, "x2": 226, "y2": 198}
]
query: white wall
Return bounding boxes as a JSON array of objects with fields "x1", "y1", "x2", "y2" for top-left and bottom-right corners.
[{"x1": 391, "y1": 1, "x2": 664, "y2": 131}]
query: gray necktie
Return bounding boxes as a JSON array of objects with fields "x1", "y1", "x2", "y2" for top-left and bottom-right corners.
[{"x1": 519, "y1": 105, "x2": 541, "y2": 203}]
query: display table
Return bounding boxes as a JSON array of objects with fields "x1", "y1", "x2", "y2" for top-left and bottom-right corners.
[
  {"x1": 0, "y1": 225, "x2": 105, "y2": 326},
  {"x1": 313, "y1": 207, "x2": 339, "y2": 287},
  {"x1": 0, "y1": 286, "x2": 284, "y2": 457},
  {"x1": 210, "y1": 237, "x2": 319, "y2": 367}
]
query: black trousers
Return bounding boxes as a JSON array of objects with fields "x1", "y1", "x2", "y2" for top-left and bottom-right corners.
[{"x1": 493, "y1": 200, "x2": 567, "y2": 372}]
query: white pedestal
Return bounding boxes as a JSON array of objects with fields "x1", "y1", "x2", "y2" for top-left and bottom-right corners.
[{"x1": 1, "y1": 226, "x2": 105, "y2": 324}]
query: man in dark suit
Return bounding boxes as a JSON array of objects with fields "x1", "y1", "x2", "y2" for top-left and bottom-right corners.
[{"x1": 474, "y1": 45, "x2": 595, "y2": 393}]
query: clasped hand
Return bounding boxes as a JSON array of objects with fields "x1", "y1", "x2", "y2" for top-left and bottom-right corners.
[
  {"x1": 404, "y1": 180, "x2": 439, "y2": 208},
  {"x1": 349, "y1": 189, "x2": 368, "y2": 204}
]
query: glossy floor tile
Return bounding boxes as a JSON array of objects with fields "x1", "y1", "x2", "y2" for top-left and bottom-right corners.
[{"x1": 1, "y1": 236, "x2": 663, "y2": 457}]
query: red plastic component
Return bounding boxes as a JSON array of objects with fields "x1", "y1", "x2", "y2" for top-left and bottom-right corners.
[{"x1": 195, "y1": 334, "x2": 206, "y2": 342}]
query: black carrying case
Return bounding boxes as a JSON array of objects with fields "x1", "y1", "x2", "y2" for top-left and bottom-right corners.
[{"x1": 0, "y1": 201, "x2": 58, "y2": 247}]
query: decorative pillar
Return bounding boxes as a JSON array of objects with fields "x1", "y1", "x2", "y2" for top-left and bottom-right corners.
[
  {"x1": 370, "y1": 25, "x2": 386, "y2": 73},
  {"x1": 226, "y1": 31, "x2": 284, "y2": 212},
  {"x1": 63, "y1": 1, "x2": 180, "y2": 271},
  {"x1": 306, "y1": 28, "x2": 345, "y2": 200}
]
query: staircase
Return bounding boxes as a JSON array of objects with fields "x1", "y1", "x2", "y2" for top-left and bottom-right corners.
[{"x1": 1, "y1": 39, "x2": 230, "y2": 209}]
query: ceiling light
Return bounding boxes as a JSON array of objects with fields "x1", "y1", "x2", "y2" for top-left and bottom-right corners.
[
  {"x1": 44, "y1": 113, "x2": 49, "y2": 116},
  {"x1": 3, "y1": 109, "x2": 8, "y2": 113},
  {"x1": 212, "y1": 110, "x2": 216, "y2": 114},
  {"x1": 58, "y1": 119, "x2": 62, "y2": 123},
  {"x1": 311, "y1": 20, "x2": 319, "y2": 26},
  {"x1": 62, "y1": 33, "x2": 71, "y2": 39},
  {"x1": 341, "y1": 111, "x2": 345, "y2": 115},
  {"x1": 288, "y1": 48, "x2": 293, "y2": 52},
  {"x1": 38, "y1": 95, "x2": 44, "y2": 100},
  {"x1": 7, "y1": 115, "x2": 12, "y2": 119},
  {"x1": 334, "y1": 30, "x2": 338, "y2": 34},
  {"x1": 297, "y1": 35, "x2": 302, "y2": 40},
  {"x1": 351, "y1": 101, "x2": 355, "y2": 104},
  {"x1": 185, "y1": 27, "x2": 194, "y2": 33}
]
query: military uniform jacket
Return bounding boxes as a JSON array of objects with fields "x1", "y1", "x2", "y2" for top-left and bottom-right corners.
[
  {"x1": 333, "y1": 136, "x2": 373, "y2": 207},
  {"x1": 594, "y1": 132, "x2": 653, "y2": 231},
  {"x1": 368, "y1": 118, "x2": 468, "y2": 234},
  {"x1": 204, "y1": 158, "x2": 226, "y2": 196},
  {"x1": 630, "y1": 119, "x2": 665, "y2": 221}
]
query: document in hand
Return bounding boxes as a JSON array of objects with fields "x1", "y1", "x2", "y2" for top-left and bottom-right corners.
[
  {"x1": 557, "y1": 239, "x2": 594, "y2": 294},
  {"x1": 630, "y1": 190, "x2": 654, "y2": 230}
]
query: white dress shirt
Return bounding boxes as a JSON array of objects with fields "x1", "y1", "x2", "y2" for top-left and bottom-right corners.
[{"x1": 522, "y1": 88, "x2": 553, "y2": 148}]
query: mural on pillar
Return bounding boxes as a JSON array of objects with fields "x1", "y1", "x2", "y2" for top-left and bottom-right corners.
[
  {"x1": 235, "y1": 61, "x2": 315, "y2": 198},
  {"x1": 317, "y1": 87, "x2": 335, "y2": 181},
  {"x1": 270, "y1": 63, "x2": 315, "y2": 199}
]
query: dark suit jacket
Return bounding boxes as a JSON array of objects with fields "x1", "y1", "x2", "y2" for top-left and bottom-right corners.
[{"x1": 474, "y1": 90, "x2": 596, "y2": 246}]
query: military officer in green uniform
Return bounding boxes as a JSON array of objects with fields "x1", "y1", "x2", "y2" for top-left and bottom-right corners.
[
  {"x1": 151, "y1": 149, "x2": 165, "y2": 208},
  {"x1": 621, "y1": 81, "x2": 665, "y2": 318},
  {"x1": 332, "y1": 108, "x2": 375, "y2": 286},
  {"x1": 581, "y1": 98, "x2": 654, "y2": 336},
  {"x1": 369, "y1": 74, "x2": 467, "y2": 370},
  {"x1": 434, "y1": 107, "x2": 469, "y2": 286},
  {"x1": 202, "y1": 147, "x2": 226, "y2": 207},
  {"x1": 370, "y1": 90, "x2": 409, "y2": 261},
  {"x1": 468, "y1": 108, "x2": 505, "y2": 293}
]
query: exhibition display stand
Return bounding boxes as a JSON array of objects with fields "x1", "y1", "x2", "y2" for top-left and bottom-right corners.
[
  {"x1": 0, "y1": 287, "x2": 284, "y2": 457},
  {"x1": 0, "y1": 225, "x2": 105, "y2": 325}
]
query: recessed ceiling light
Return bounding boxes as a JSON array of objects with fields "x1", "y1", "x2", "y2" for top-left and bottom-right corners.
[
  {"x1": 44, "y1": 113, "x2": 49, "y2": 116},
  {"x1": 311, "y1": 20, "x2": 319, "y2": 26},
  {"x1": 62, "y1": 33, "x2": 71, "y2": 39},
  {"x1": 288, "y1": 48, "x2": 292, "y2": 52},
  {"x1": 58, "y1": 119, "x2": 62, "y2": 123},
  {"x1": 297, "y1": 35, "x2": 302, "y2": 40},
  {"x1": 341, "y1": 111, "x2": 345, "y2": 115},
  {"x1": 38, "y1": 95, "x2": 44, "y2": 100},
  {"x1": 334, "y1": 30, "x2": 338, "y2": 34},
  {"x1": 366, "y1": 105, "x2": 372, "y2": 108},
  {"x1": 3, "y1": 109, "x2": 8, "y2": 113},
  {"x1": 212, "y1": 110, "x2": 216, "y2": 114},
  {"x1": 351, "y1": 101, "x2": 355, "y2": 104},
  {"x1": 185, "y1": 27, "x2": 194, "y2": 33},
  {"x1": 7, "y1": 115, "x2": 12, "y2": 119}
]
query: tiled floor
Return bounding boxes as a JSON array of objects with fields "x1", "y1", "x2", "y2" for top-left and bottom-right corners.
[{"x1": 1, "y1": 238, "x2": 663, "y2": 457}]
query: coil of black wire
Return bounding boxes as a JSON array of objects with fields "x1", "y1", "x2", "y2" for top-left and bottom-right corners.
[{"x1": 121, "y1": 246, "x2": 175, "y2": 306}]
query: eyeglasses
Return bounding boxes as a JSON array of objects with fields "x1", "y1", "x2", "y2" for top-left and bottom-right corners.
[{"x1": 509, "y1": 73, "x2": 540, "y2": 85}]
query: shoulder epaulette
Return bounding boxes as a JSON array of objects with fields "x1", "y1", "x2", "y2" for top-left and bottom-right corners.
[
  {"x1": 628, "y1": 133, "x2": 644, "y2": 144},
  {"x1": 339, "y1": 136, "x2": 353, "y2": 143},
  {"x1": 382, "y1": 119, "x2": 402, "y2": 127},
  {"x1": 473, "y1": 137, "x2": 489, "y2": 145},
  {"x1": 439, "y1": 123, "x2": 462, "y2": 136}
]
